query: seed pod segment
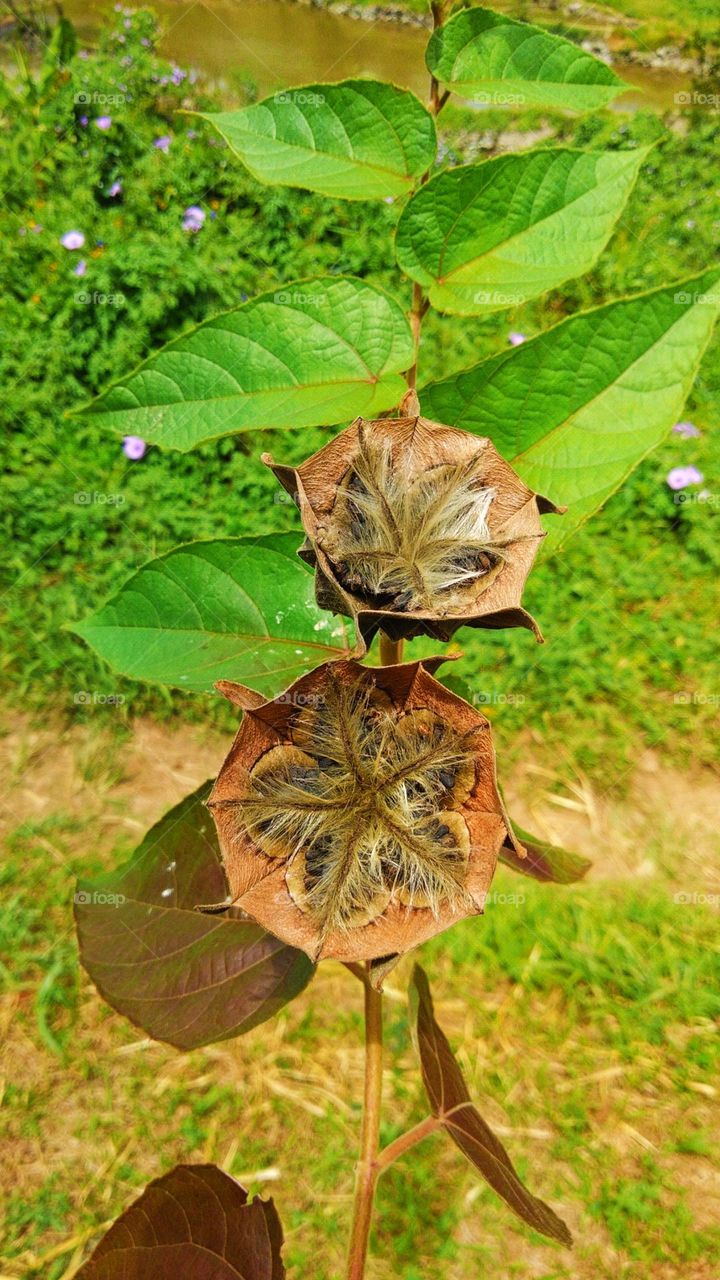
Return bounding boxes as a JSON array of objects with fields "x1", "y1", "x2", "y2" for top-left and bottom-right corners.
[
  {"x1": 208, "y1": 659, "x2": 523, "y2": 963},
  {"x1": 263, "y1": 390, "x2": 562, "y2": 645}
]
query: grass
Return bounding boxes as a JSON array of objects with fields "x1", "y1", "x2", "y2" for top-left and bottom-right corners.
[{"x1": 1, "y1": 733, "x2": 719, "y2": 1278}]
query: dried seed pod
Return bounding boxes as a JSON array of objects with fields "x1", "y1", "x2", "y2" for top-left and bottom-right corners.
[
  {"x1": 263, "y1": 390, "x2": 563, "y2": 645},
  {"x1": 208, "y1": 659, "x2": 523, "y2": 963}
]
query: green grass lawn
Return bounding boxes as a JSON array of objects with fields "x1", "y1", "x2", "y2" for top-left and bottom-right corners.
[{"x1": 1, "y1": 718, "x2": 718, "y2": 1279}]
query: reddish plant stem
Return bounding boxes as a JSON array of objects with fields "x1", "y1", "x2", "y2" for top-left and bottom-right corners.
[
  {"x1": 348, "y1": 12, "x2": 449, "y2": 1271},
  {"x1": 376, "y1": 1115, "x2": 442, "y2": 1171},
  {"x1": 404, "y1": 6, "x2": 447, "y2": 390},
  {"x1": 346, "y1": 969, "x2": 384, "y2": 1280}
]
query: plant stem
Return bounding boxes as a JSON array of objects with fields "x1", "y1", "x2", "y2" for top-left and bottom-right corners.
[
  {"x1": 376, "y1": 1115, "x2": 441, "y2": 1171},
  {"x1": 379, "y1": 632, "x2": 404, "y2": 665},
  {"x1": 403, "y1": 4, "x2": 447, "y2": 391},
  {"x1": 346, "y1": 968, "x2": 384, "y2": 1280}
]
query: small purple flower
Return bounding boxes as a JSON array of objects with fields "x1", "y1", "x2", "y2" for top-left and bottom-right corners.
[
  {"x1": 140, "y1": 36, "x2": 151, "y2": 47},
  {"x1": 153, "y1": 135, "x2": 172, "y2": 152},
  {"x1": 123, "y1": 436, "x2": 147, "y2": 461},
  {"x1": 667, "y1": 465, "x2": 704, "y2": 491},
  {"x1": 73, "y1": 259, "x2": 87, "y2": 277},
  {"x1": 78, "y1": 49, "x2": 89, "y2": 60},
  {"x1": 182, "y1": 204, "x2": 205, "y2": 232},
  {"x1": 61, "y1": 230, "x2": 85, "y2": 250},
  {"x1": 672, "y1": 421, "x2": 701, "y2": 439},
  {"x1": 508, "y1": 332, "x2": 526, "y2": 346},
  {"x1": 108, "y1": 180, "x2": 123, "y2": 197},
  {"x1": 79, "y1": 115, "x2": 89, "y2": 127},
  {"x1": 95, "y1": 115, "x2": 112, "y2": 130},
  {"x1": 186, "y1": 129, "x2": 198, "y2": 139}
]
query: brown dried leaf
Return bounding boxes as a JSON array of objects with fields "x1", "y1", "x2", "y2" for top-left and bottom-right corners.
[
  {"x1": 77, "y1": 1163, "x2": 285, "y2": 1279},
  {"x1": 409, "y1": 964, "x2": 572, "y2": 1246}
]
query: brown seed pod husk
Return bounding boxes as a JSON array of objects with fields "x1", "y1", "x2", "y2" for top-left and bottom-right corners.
[
  {"x1": 263, "y1": 390, "x2": 563, "y2": 646},
  {"x1": 208, "y1": 659, "x2": 523, "y2": 963}
]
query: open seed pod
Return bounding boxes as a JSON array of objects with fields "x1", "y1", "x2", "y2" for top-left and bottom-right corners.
[
  {"x1": 263, "y1": 390, "x2": 562, "y2": 645},
  {"x1": 207, "y1": 659, "x2": 523, "y2": 963}
]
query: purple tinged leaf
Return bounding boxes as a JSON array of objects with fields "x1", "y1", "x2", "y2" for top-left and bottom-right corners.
[
  {"x1": 74, "y1": 782, "x2": 314, "y2": 1049},
  {"x1": 77, "y1": 1163, "x2": 285, "y2": 1278},
  {"x1": 409, "y1": 964, "x2": 572, "y2": 1246},
  {"x1": 500, "y1": 820, "x2": 592, "y2": 884}
]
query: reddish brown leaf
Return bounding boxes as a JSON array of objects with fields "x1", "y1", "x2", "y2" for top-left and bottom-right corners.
[
  {"x1": 500, "y1": 820, "x2": 592, "y2": 884},
  {"x1": 77, "y1": 1164, "x2": 284, "y2": 1278},
  {"x1": 409, "y1": 965, "x2": 572, "y2": 1246},
  {"x1": 75, "y1": 782, "x2": 314, "y2": 1050}
]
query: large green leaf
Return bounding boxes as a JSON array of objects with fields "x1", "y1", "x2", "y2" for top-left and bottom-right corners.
[
  {"x1": 75, "y1": 277, "x2": 413, "y2": 452},
  {"x1": 395, "y1": 148, "x2": 646, "y2": 316},
  {"x1": 77, "y1": 1165, "x2": 285, "y2": 1278},
  {"x1": 421, "y1": 270, "x2": 720, "y2": 548},
  {"x1": 409, "y1": 965, "x2": 572, "y2": 1245},
  {"x1": 426, "y1": 6, "x2": 628, "y2": 113},
  {"x1": 70, "y1": 533, "x2": 352, "y2": 696},
  {"x1": 195, "y1": 80, "x2": 436, "y2": 201},
  {"x1": 75, "y1": 782, "x2": 315, "y2": 1051}
]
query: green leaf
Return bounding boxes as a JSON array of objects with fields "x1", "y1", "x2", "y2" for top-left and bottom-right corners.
[
  {"x1": 70, "y1": 533, "x2": 352, "y2": 696},
  {"x1": 77, "y1": 1164, "x2": 285, "y2": 1278},
  {"x1": 426, "y1": 6, "x2": 628, "y2": 113},
  {"x1": 409, "y1": 965, "x2": 572, "y2": 1246},
  {"x1": 75, "y1": 277, "x2": 414, "y2": 452},
  {"x1": 395, "y1": 148, "x2": 646, "y2": 316},
  {"x1": 500, "y1": 821, "x2": 592, "y2": 884},
  {"x1": 421, "y1": 269, "x2": 720, "y2": 547},
  {"x1": 195, "y1": 80, "x2": 436, "y2": 201},
  {"x1": 75, "y1": 782, "x2": 314, "y2": 1051}
]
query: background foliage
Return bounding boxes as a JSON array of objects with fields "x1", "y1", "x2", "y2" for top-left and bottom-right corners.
[{"x1": 2, "y1": 8, "x2": 719, "y2": 781}]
